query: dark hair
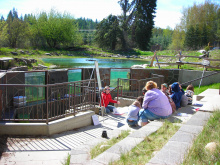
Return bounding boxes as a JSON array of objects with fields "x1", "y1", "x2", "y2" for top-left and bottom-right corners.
[
  {"x1": 137, "y1": 96, "x2": 144, "y2": 106},
  {"x1": 142, "y1": 87, "x2": 147, "y2": 95},
  {"x1": 186, "y1": 84, "x2": 194, "y2": 92},
  {"x1": 168, "y1": 84, "x2": 172, "y2": 94}
]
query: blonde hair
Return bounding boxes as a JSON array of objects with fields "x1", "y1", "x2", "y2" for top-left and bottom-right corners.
[
  {"x1": 104, "y1": 86, "x2": 110, "y2": 90},
  {"x1": 145, "y1": 81, "x2": 157, "y2": 90}
]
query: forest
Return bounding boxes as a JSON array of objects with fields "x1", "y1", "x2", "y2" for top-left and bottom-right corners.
[{"x1": 0, "y1": 0, "x2": 219, "y2": 52}]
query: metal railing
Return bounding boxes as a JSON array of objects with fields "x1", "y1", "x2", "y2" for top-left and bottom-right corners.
[
  {"x1": 0, "y1": 79, "x2": 97, "y2": 124},
  {"x1": 117, "y1": 74, "x2": 164, "y2": 99}
]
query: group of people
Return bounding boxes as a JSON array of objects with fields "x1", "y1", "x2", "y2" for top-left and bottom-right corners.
[{"x1": 100, "y1": 81, "x2": 194, "y2": 127}]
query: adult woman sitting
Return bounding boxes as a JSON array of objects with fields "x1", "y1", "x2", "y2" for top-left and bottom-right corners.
[
  {"x1": 139, "y1": 81, "x2": 172, "y2": 126},
  {"x1": 101, "y1": 86, "x2": 120, "y2": 113}
]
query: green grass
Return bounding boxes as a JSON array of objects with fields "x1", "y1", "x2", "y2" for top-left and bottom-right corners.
[
  {"x1": 1, "y1": 46, "x2": 219, "y2": 71},
  {"x1": 62, "y1": 153, "x2": 71, "y2": 165},
  {"x1": 182, "y1": 110, "x2": 220, "y2": 165},
  {"x1": 110, "y1": 120, "x2": 180, "y2": 165},
  {"x1": 90, "y1": 130, "x2": 130, "y2": 159},
  {"x1": 192, "y1": 83, "x2": 220, "y2": 95}
]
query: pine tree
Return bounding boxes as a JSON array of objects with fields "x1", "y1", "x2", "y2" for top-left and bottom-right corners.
[
  {"x1": 194, "y1": 24, "x2": 201, "y2": 49},
  {"x1": 184, "y1": 25, "x2": 195, "y2": 50},
  {"x1": 131, "y1": 0, "x2": 157, "y2": 50},
  {"x1": 95, "y1": 15, "x2": 122, "y2": 50},
  {"x1": 201, "y1": 23, "x2": 208, "y2": 47}
]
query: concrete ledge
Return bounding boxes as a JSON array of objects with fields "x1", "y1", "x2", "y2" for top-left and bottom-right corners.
[
  {"x1": 0, "y1": 123, "x2": 48, "y2": 135},
  {"x1": 0, "y1": 110, "x2": 95, "y2": 136},
  {"x1": 115, "y1": 97, "x2": 135, "y2": 107},
  {"x1": 147, "y1": 141, "x2": 191, "y2": 165}
]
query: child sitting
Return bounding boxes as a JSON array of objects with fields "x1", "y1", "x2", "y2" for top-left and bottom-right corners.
[
  {"x1": 161, "y1": 83, "x2": 176, "y2": 113},
  {"x1": 185, "y1": 84, "x2": 194, "y2": 105},
  {"x1": 126, "y1": 96, "x2": 144, "y2": 127},
  {"x1": 177, "y1": 82, "x2": 188, "y2": 107},
  {"x1": 161, "y1": 83, "x2": 169, "y2": 95},
  {"x1": 171, "y1": 82, "x2": 184, "y2": 110}
]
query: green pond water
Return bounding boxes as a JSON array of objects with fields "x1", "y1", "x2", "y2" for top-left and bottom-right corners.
[{"x1": 42, "y1": 58, "x2": 149, "y2": 68}]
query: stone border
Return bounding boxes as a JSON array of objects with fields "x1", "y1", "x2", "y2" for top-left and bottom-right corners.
[
  {"x1": 147, "y1": 111, "x2": 212, "y2": 165},
  {"x1": 0, "y1": 111, "x2": 95, "y2": 136},
  {"x1": 85, "y1": 121, "x2": 163, "y2": 165}
]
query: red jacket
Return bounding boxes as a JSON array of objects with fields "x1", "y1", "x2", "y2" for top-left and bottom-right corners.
[{"x1": 101, "y1": 92, "x2": 117, "y2": 107}]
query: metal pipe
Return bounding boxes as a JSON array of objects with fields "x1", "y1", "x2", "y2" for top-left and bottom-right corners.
[{"x1": 180, "y1": 71, "x2": 220, "y2": 86}]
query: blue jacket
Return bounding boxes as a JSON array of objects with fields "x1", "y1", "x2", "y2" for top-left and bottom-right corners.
[{"x1": 171, "y1": 82, "x2": 184, "y2": 109}]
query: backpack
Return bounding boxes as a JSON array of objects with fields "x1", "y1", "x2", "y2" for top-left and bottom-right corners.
[{"x1": 181, "y1": 94, "x2": 188, "y2": 107}]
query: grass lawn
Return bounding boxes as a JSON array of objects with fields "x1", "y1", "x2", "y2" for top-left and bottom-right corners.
[
  {"x1": 189, "y1": 83, "x2": 220, "y2": 95},
  {"x1": 182, "y1": 110, "x2": 220, "y2": 165}
]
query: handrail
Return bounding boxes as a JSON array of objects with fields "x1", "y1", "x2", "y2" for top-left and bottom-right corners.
[
  {"x1": 180, "y1": 71, "x2": 220, "y2": 86},
  {"x1": 0, "y1": 79, "x2": 97, "y2": 123}
]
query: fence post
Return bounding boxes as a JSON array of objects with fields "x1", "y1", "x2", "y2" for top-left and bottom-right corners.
[
  {"x1": 0, "y1": 90, "x2": 2, "y2": 120},
  {"x1": 74, "y1": 83, "x2": 76, "y2": 116},
  {"x1": 94, "y1": 79, "x2": 96, "y2": 107},
  {"x1": 46, "y1": 84, "x2": 48, "y2": 124}
]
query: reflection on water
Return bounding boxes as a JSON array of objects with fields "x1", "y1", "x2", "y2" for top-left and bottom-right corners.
[{"x1": 42, "y1": 58, "x2": 149, "y2": 68}]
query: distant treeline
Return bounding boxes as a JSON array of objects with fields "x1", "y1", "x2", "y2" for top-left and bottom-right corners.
[
  {"x1": 0, "y1": 0, "x2": 219, "y2": 51},
  {"x1": 76, "y1": 17, "x2": 98, "y2": 30}
]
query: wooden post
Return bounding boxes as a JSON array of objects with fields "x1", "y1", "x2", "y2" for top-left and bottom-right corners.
[
  {"x1": 150, "y1": 51, "x2": 157, "y2": 67},
  {"x1": 0, "y1": 90, "x2": 2, "y2": 119}
]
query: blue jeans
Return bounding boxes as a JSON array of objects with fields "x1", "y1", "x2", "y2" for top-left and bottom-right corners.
[
  {"x1": 105, "y1": 105, "x2": 115, "y2": 113},
  {"x1": 139, "y1": 109, "x2": 170, "y2": 122},
  {"x1": 126, "y1": 119, "x2": 138, "y2": 126}
]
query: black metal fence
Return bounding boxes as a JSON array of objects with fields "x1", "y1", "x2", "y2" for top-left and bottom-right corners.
[{"x1": 118, "y1": 73, "x2": 165, "y2": 98}]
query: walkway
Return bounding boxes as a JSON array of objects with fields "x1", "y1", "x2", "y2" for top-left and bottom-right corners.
[{"x1": 0, "y1": 89, "x2": 219, "y2": 165}]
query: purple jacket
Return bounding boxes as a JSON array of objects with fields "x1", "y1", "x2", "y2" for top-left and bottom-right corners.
[{"x1": 142, "y1": 88, "x2": 172, "y2": 116}]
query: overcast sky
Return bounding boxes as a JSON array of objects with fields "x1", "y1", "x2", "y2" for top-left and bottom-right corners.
[{"x1": 0, "y1": 0, "x2": 217, "y2": 29}]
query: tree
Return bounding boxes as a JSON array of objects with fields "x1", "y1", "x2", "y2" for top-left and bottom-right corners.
[
  {"x1": 169, "y1": 25, "x2": 185, "y2": 50},
  {"x1": 130, "y1": 0, "x2": 157, "y2": 50},
  {"x1": 33, "y1": 9, "x2": 81, "y2": 48},
  {"x1": 194, "y1": 24, "x2": 201, "y2": 49},
  {"x1": 118, "y1": 0, "x2": 134, "y2": 49},
  {"x1": 0, "y1": 17, "x2": 6, "y2": 47},
  {"x1": 95, "y1": 15, "x2": 122, "y2": 50},
  {"x1": 180, "y1": 1, "x2": 219, "y2": 48},
  {"x1": 150, "y1": 27, "x2": 173, "y2": 50},
  {"x1": 3, "y1": 8, "x2": 28, "y2": 48},
  {"x1": 216, "y1": 8, "x2": 220, "y2": 46},
  {"x1": 201, "y1": 23, "x2": 208, "y2": 47},
  {"x1": 118, "y1": 0, "x2": 157, "y2": 50},
  {"x1": 184, "y1": 25, "x2": 195, "y2": 50}
]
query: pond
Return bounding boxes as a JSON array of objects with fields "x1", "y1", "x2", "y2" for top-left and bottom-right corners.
[{"x1": 42, "y1": 58, "x2": 150, "y2": 68}]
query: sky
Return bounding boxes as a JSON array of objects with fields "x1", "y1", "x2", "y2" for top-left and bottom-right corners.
[{"x1": 0, "y1": 0, "x2": 218, "y2": 29}]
